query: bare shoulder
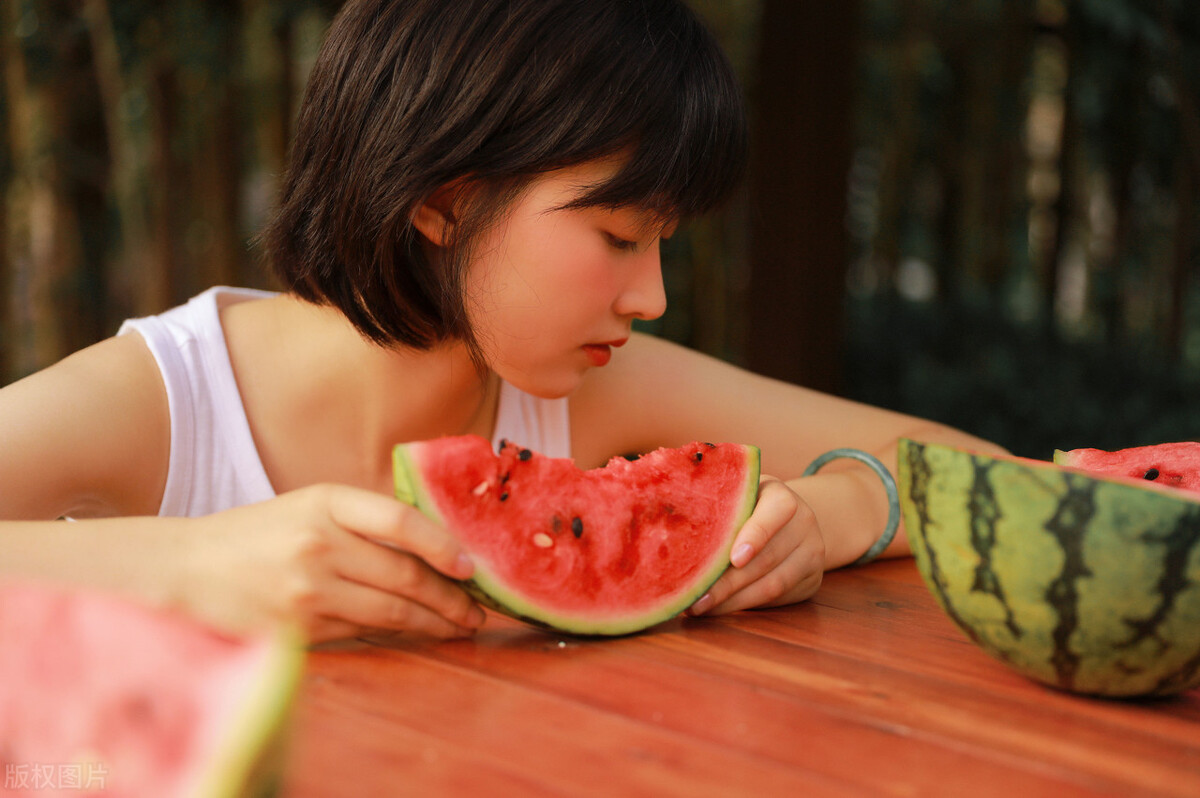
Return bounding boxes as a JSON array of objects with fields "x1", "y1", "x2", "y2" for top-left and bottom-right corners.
[{"x1": 0, "y1": 333, "x2": 169, "y2": 519}]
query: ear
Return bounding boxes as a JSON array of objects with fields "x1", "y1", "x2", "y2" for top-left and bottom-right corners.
[{"x1": 411, "y1": 182, "x2": 462, "y2": 247}]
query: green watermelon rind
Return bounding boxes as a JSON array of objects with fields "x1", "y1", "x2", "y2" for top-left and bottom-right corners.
[
  {"x1": 392, "y1": 443, "x2": 761, "y2": 637},
  {"x1": 899, "y1": 437, "x2": 1200, "y2": 697},
  {"x1": 190, "y1": 626, "x2": 306, "y2": 798}
]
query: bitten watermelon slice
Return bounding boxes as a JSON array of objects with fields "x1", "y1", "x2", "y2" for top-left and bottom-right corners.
[
  {"x1": 1054, "y1": 441, "x2": 1200, "y2": 495},
  {"x1": 0, "y1": 582, "x2": 304, "y2": 797},
  {"x1": 392, "y1": 435, "x2": 760, "y2": 636}
]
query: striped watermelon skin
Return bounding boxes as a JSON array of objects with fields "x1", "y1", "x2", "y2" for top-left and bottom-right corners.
[{"x1": 899, "y1": 438, "x2": 1200, "y2": 697}]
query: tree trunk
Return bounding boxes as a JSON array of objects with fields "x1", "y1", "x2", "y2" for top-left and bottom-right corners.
[
  {"x1": 1095, "y1": 37, "x2": 1142, "y2": 346},
  {"x1": 979, "y1": 1, "x2": 1033, "y2": 292},
  {"x1": 60, "y1": 6, "x2": 109, "y2": 350},
  {"x1": 1167, "y1": 144, "x2": 1194, "y2": 361},
  {"x1": 1159, "y1": 0, "x2": 1200, "y2": 361},
  {"x1": 264, "y1": 3, "x2": 295, "y2": 177},
  {"x1": 197, "y1": 0, "x2": 245, "y2": 289},
  {"x1": 4, "y1": 0, "x2": 86, "y2": 375},
  {"x1": 147, "y1": 46, "x2": 178, "y2": 313},
  {"x1": 746, "y1": 0, "x2": 859, "y2": 394},
  {"x1": 1035, "y1": 7, "x2": 1078, "y2": 336},
  {"x1": 1158, "y1": 0, "x2": 1200, "y2": 189},
  {"x1": 0, "y1": 8, "x2": 12, "y2": 383},
  {"x1": 934, "y1": 41, "x2": 967, "y2": 303},
  {"x1": 82, "y1": 0, "x2": 151, "y2": 322},
  {"x1": 871, "y1": 0, "x2": 925, "y2": 292},
  {"x1": 243, "y1": 0, "x2": 300, "y2": 289}
]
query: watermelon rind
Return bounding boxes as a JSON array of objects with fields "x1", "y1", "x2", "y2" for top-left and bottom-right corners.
[
  {"x1": 191, "y1": 626, "x2": 306, "y2": 798},
  {"x1": 392, "y1": 442, "x2": 760, "y2": 637},
  {"x1": 899, "y1": 438, "x2": 1200, "y2": 697}
]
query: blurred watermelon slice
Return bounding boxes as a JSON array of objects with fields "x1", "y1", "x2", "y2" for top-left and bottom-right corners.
[{"x1": 0, "y1": 582, "x2": 304, "y2": 798}]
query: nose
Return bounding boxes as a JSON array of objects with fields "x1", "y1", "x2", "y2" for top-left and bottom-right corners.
[{"x1": 614, "y1": 243, "x2": 667, "y2": 322}]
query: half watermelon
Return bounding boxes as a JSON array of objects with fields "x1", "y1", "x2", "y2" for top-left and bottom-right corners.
[
  {"x1": 392, "y1": 435, "x2": 760, "y2": 636},
  {"x1": 0, "y1": 582, "x2": 304, "y2": 797},
  {"x1": 900, "y1": 438, "x2": 1200, "y2": 696}
]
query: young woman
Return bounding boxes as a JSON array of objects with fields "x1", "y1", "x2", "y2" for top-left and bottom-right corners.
[{"x1": 0, "y1": 0, "x2": 1004, "y2": 642}]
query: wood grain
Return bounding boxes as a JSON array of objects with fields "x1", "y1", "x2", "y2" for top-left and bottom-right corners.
[{"x1": 282, "y1": 559, "x2": 1200, "y2": 797}]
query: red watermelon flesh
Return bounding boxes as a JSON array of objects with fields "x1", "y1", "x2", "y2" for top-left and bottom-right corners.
[
  {"x1": 0, "y1": 582, "x2": 303, "y2": 798},
  {"x1": 392, "y1": 435, "x2": 760, "y2": 636},
  {"x1": 1054, "y1": 441, "x2": 1200, "y2": 495}
]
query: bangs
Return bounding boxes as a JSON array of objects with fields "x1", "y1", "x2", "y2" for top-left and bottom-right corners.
[
  {"x1": 569, "y1": 81, "x2": 747, "y2": 221},
  {"x1": 545, "y1": 2, "x2": 748, "y2": 220}
]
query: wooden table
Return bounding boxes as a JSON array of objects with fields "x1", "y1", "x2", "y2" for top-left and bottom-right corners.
[{"x1": 283, "y1": 558, "x2": 1200, "y2": 797}]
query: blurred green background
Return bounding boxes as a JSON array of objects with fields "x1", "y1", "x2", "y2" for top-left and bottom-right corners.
[{"x1": 2, "y1": 0, "x2": 1199, "y2": 458}]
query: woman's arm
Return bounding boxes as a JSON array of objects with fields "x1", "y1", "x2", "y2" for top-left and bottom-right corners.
[
  {"x1": 571, "y1": 333, "x2": 1008, "y2": 607},
  {"x1": 572, "y1": 332, "x2": 1003, "y2": 482},
  {"x1": 0, "y1": 333, "x2": 171, "y2": 520},
  {"x1": 0, "y1": 336, "x2": 484, "y2": 641},
  {"x1": 0, "y1": 487, "x2": 485, "y2": 641}
]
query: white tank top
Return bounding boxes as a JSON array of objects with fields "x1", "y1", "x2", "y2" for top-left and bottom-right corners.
[{"x1": 118, "y1": 287, "x2": 571, "y2": 517}]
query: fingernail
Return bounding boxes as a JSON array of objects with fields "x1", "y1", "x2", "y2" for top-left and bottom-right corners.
[
  {"x1": 455, "y1": 553, "x2": 475, "y2": 577},
  {"x1": 731, "y1": 543, "x2": 754, "y2": 568},
  {"x1": 689, "y1": 593, "x2": 714, "y2": 616}
]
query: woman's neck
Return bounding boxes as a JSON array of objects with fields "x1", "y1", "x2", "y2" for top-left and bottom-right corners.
[{"x1": 222, "y1": 293, "x2": 498, "y2": 495}]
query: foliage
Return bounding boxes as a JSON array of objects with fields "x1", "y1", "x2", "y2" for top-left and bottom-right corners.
[
  {"x1": 0, "y1": 0, "x2": 339, "y2": 380},
  {"x1": 846, "y1": 0, "x2": 1200, "y2": 453},
  {"x1": 849, "y1": 293, "x2": 1200, "y2": 458},
  {"x1": 2, "y1": 0, "x2": 1199, "y2": 460}
]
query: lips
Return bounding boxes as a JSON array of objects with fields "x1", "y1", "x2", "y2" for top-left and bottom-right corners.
[
  {"x1": 582, "y1": 344, "x2": 612, "y2": 367},
  {"x1": 582, "y1": 338, "x2": 627, "y2": 367}
]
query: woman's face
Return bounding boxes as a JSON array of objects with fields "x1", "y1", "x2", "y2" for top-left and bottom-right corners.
[{"x1": 463, "y1": 160, "x2": 674, "y2": 398}]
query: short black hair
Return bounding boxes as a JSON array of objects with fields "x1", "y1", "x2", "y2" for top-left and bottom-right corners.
[{"x1": 262, "y1": 0, "x2": 747, "y2": 355}]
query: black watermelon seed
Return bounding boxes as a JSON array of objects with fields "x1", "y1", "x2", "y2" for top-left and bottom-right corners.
[
  {"x1": 571, "y1": 517, "x2": 583, "y2": 538},
  {"x1": 498, "y1": 438, "x2": 508, "y2": 452},
  {"x1": 519, "y1": 448, "x2": 532, "y2": 461},
  {"x1": 705, "y1": 442, "x2": 716, "y2": 448},
  {"x1": 1145, "y1": 468, "x2": 1160, "y2": 480},
  {"x1": 500, "y1": 472, "x2": 510, "y2": 484},
  {"x1": 500, "y1": 490, "x2": 509, "y2": 501},
  {"x1": 693, "y1": 451, "x2": 703, "y2": 462}
]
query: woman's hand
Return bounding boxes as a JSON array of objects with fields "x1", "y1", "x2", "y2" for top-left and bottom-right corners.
[
  {"x1": 687, "y1": 476, "x2": 825, "y2": 616},
  {"x1": 182, "y1": 484, "x2": 485, "y2": 643}
]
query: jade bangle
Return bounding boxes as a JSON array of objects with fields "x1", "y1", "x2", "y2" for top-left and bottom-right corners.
[{"x1": 802, "y1": 448, "x2": 900, "y2": 566}]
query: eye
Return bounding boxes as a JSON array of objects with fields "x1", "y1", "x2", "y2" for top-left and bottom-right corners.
[{"x1": 603, "y1": 232, "x2": 639, "y2": 252}]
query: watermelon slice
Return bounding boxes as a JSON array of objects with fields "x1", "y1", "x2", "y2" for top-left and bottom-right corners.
[
  {"x1": 0, "y1": 582, "x2": 304, "y2": 798},
  {"x1": 1054, "y1": 441, "x2": 1200, "y2": 495},
  {"x1": 392, "y1": 435, "x2": 760, "y2": 636}
]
